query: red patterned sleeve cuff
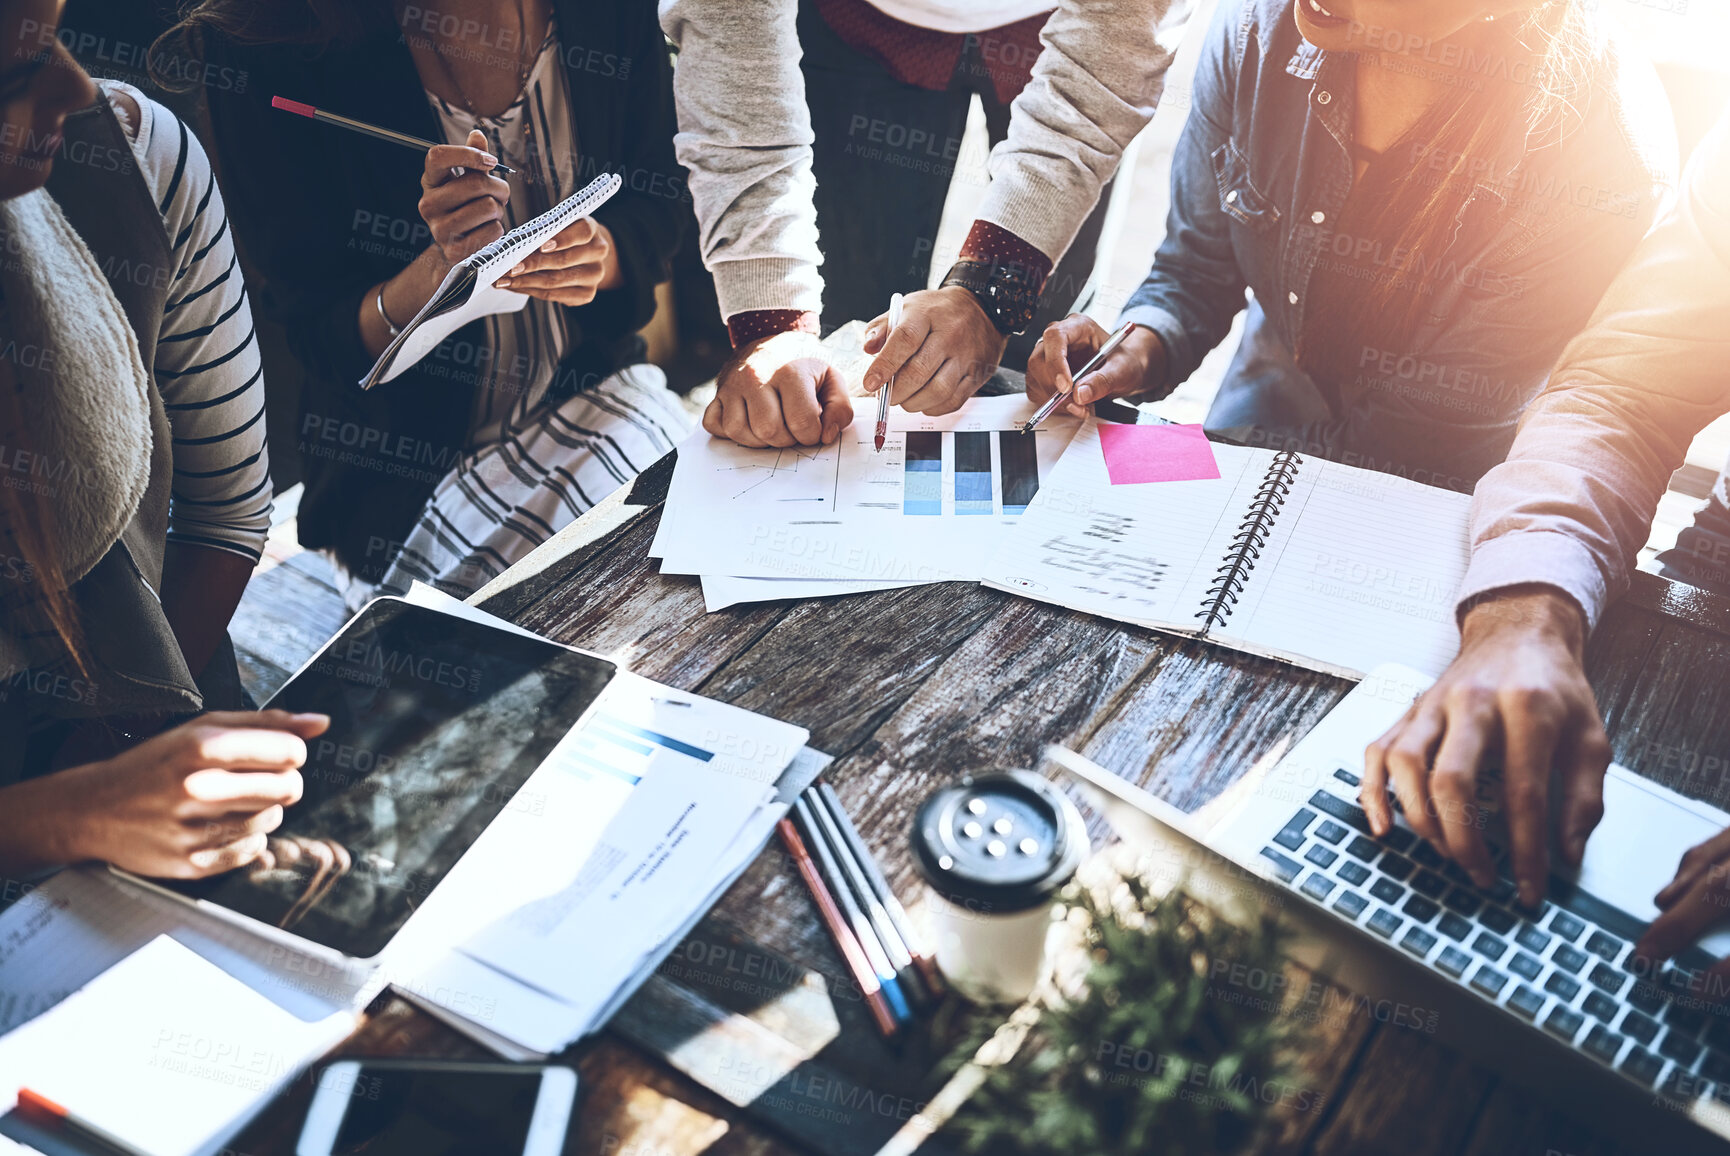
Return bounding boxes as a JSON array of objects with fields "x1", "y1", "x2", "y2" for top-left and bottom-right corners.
[
  {"x1": 726, "y1": 309, "x2": 822, "y2": 348},
  {"x1": 958, "y1": 220, "x2": 1053, "y2": 286}
]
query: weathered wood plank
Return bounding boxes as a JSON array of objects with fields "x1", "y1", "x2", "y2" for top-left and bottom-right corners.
[
  {"x1": 1456, "y1": 1081, "x2": 1631, "y2": 1156},
  {"x1": 1306, "y1": 1026, "x2": 1495, "y2": 1156}
]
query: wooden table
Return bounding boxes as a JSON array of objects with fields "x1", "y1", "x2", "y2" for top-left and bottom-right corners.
[{"x1": 231, "y1": 452, "x2": 1730, "y2": 1156}]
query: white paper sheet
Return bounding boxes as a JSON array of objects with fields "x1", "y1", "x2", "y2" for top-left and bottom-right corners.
[
  {"x1": 0, "y1": 933, "x2": 355, "y2": 1156},
  {"x1": 699, "y1": 574, "x2": 923, "y2": 611},
  {"x1": 652, "y1": 396, "x2": 1079, "y2": 583}
]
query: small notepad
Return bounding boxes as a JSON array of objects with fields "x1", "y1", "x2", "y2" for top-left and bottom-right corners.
[{"x1": 361, "y1": 172, "x2": 623, "y2": 388}]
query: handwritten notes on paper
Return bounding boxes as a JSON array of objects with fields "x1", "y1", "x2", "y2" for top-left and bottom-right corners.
[{"x1": 1097, "y1": 422, "x2": 1220, "y2": 485}]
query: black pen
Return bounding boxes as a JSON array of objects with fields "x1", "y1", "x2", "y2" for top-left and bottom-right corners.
[{"x1": 1021, "y1": 320, "x2": 1139, "y2": 434}]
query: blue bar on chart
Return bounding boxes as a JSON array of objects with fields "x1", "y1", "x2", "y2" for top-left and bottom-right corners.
[
  {"x1": 954, "y1": 432, "x2": 993, "y2": 515},
  {"x1": 567, "y1": 713, "x2": 718, "y2": 784},
  {"x1": 903, "y1": 431, "x2": 943, "y2": 515},
  {"x1": 998, "y1": 431, "x2": 1040, "y2": 515}
]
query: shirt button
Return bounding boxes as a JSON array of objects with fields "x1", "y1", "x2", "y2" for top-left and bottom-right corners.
[
  {"x1": 1317, "y1": 90, "x2": 1332, "y2": 105},
  {"x1": 1288, "y1": 291, "x2": 1299, "y2": 305},
  {"x1": 1226, "y1": 190, "x2": 1239, "y2": 204},
  {"x1": 1310, "y1": 210, "x2": 1326, "y2": 224}
]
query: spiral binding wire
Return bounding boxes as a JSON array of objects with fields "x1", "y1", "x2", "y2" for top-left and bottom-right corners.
[
  {"x1": 1195, "y1": 449, "x2": 1303, "y2": 633},
  {"x1": 471, "y1": 172, "x2": 621, "y2": 269}
]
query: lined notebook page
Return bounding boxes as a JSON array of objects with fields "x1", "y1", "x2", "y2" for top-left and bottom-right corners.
[
  {"x1": 1219, "y1": 458, "x2": 1470, "y2": 676},
  {"x1": 982, "y1": 423, "x2": 1271, "y2": 628}
]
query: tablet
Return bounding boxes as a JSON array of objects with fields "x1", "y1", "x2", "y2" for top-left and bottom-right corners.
[{"x1": 125, "y1": 598, "x2": 616, "y2": 960}]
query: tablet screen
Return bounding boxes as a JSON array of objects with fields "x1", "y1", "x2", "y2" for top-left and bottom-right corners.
[{"x1": 162, "y1": 599, "x2": 615, "y2": 958}]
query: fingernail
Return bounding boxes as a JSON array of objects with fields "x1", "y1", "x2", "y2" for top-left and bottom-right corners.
[
  {"x1": 541, "y1": 240, "x2": 557, "y2": 252},
  {"x1": 509, "y1": 263, "x2": 524, "y2": 275},
  {"x1": 495, "y1": 278, "x2": 511, "y2": 288},
  {"x1": 1075, "y1": 386, "x2": 1091, "y2": 404},
  {"x1": 481, "y1": 153, "x2": 498, "y2": 166}
]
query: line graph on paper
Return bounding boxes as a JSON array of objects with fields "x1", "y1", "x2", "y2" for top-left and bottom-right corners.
[{"x1": 718, "y1": 443, "x2": 842, "y2": 508}]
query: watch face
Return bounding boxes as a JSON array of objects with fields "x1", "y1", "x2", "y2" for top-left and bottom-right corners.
[{"x1": 942, "y1": 260, "x2": 1038, "y2": 337}]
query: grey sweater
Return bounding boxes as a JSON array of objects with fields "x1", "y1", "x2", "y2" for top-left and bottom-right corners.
[{"x1": 658, "y1": 0, "x2": 1193, "y2": 320}]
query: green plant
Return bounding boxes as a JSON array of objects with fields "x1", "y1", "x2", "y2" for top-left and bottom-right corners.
[{"x1": 943, "y1": 872, "x2": 1300, "y2": 1156}]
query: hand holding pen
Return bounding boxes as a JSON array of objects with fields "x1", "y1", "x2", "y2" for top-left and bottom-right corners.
[
  {"x1": 874, "y1": 292, "x2": 904, "y2": 452},
  {"x1": 1023, "y1": 315, "x2": 1166, "y2": 431}
]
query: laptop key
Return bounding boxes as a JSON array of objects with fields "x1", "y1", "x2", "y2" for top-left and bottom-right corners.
[
  {"x1": 1442, "y1": 888, "x2": 1482, "y2": 917},
  {"x1": 1621, "y1": 1047, "x2": 1665, "y2": 1087},
  {"x1": 1627, "y1": 980, "x2": 1667, "y2": 1016},
  {"x1": 1660, "y1": 1028, "x2": 1704, "y2": 1067},
  {"x1": 1300, "y1": 873, "x2": 1336, "y2": 901},
  {"x1": 1367, "y1": 908, "x2": 1403, "y2": 939},
  {"x1": 1508, "y1": 953, "x2": 1543, "y2": 982},
  {"x1": 1344, "y1": 835, "x2": 1380, "y2": 862},
  {"x1": 1666, "y1": 1003, "x2": 1707, "y2": 1035},
  {"x1": 1551, "y1": 943, "x2": 1588, "y2": 975},
  {"x1": 1308, "y1": 791, "x2": 1373, "y2": 834},
  {"x1": 1621, "y1": 1010, "x2": 1660, "y2": 1046},
  {"x1": 1334, "y1": 768, "x2": 1361, "y2": 787},
  {"x1": 1545, "y1": 1005, "x2": 1586, "y2": 1041},
  {"x1": 1435, "y1": 946, "x2": 1473, "y2": 978},
  {"x1": 1338, "y1": 861, "x2": 1371, "y2": 886},
  {"x1": 1305, "y1": 844, "x2": 1339, "y2": 869},
  {"x1": 1703, "y1": 1019, "x2": 1730, "y2": 1052},
  {"x1": 1333, "y1": 890, "x2": 1369, "y2": 919},
  {"x1": 1478, "y1": 906, "x2": 1517, "y2": 936},
  {"x1": 1369, "y1": 878, "x2": 1406, "y2": 904},
  {"x1": 1315, "y1": 820, "x2": 1349, "y2": 845},
  {"x1": 1472, "y1": 932, "x2": 1509, "y2": 961},
  {"x1": 1402, "y1": 927, "x2": 1438, "y2": 957},
  {"x1": 1548, "y1": 910, "x2": 1587, "y2": 943},
  {"x1": 1437, "y1": 913, "x2": 1472, "y2": 942},
  {"x1": 1545, "y1": 972, "x2": 1583, "y2": 1002},
  {"x1": 1507, "y1": 985, "x2": 1546, "y2": 1020},
  {"x1": 1583, "y1": 1025, "x2": 1625, "y2": 1065},
  {"x1": 1382, "y1": 827, "x2": 1416, "y2": 853},
  {"x1": 1412, "y1": 841, "x2": 1446, "y2": 869},
  {"x1": 1589, "y1": 962, "x2": 1628, "y2": 996},
  {"x1": 1486, "y1": 876, "x2": 1518, "y2": 904},
  {"x1": 1584, "y1": 930, "x2": 1622, "y2": 961},
  {"x1": 1582, "y1": 991, "x2": 1619, "y2": 1023},
  {"x1": 1701, "y1": 1050, "x2": 1730, "y2": 1084},
  {"x1": 1380, "y1": 853, "x2": 1416, "y2": 881},
  {"x1": 1260, "y1": 847, "x2": 1303, "y2": 884},
  {"x1": 1515, "y1": 925, "x2": 1552, "y2": 955},
  {"x1": 1403, "y1": 895, "x2": 1441, "y2": 923},
  {"x1": 1411, "y1": 870, "x2": 1449, "y2": 899},
  {"x1": 1470, "y1": 965, "x2": 1510, "y2": 998}
]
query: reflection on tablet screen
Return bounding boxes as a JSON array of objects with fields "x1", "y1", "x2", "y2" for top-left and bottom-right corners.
[{"x1": 162, "y1": 599, "x2": 615, "y2": 959}]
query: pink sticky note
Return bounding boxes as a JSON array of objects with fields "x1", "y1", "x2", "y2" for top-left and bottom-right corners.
[{"x1": 1097, "y1": 422, "x2": 1221, "y2": 485}]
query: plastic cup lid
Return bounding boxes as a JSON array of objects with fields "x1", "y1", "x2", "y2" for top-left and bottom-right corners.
[{"x1": 910, "y1": 770, "x2": 1086, "y2": 913}]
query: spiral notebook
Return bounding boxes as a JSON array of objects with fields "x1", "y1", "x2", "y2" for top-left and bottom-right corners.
[
  {"x1": 981, "y1": 420, "x2": 1472, "y2": 677},
  {"x1": 361, "y1": 172, "x2": 623, "y2": 388}
]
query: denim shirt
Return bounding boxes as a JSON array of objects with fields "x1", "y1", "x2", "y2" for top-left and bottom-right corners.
[{"x1": 1119, "y1": 0, "x2": 1675, "y2": 492}]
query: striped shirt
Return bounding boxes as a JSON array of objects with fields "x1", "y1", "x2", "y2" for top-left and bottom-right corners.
[{"x1": 105, "y1": 82, "x2": 272, "y2": 563}]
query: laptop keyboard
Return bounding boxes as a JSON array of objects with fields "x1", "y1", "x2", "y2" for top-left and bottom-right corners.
[{"x1": 1261, "y1": 768, "x2": 1730, "y2": 1105}]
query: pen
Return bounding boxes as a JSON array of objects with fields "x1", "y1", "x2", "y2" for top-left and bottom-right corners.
[
  {"x1": 16, "y1": 1087, "x2": 149, "y2": 1156},
  {"x1": 875, "y1": 293, "x2": 904, "y2": 453},
  {"x1": 816, "y1": 781, "x2": 945, "y2": 999},
  {"x1": 1020, "y1": 320, "x2": 1140, "y2": 434},
  {"x1": 271, "y1": 96, "x2": 518, "y2": 178},
  {"x1": 794, "y1": 797, "x2": 913, "y2": 1027},
  {"x1": 777, "y1": 817, "x2": 901, "y2": 1037},
  {"x1": 807, "y1": 786, "x2": 931, "y2": 1008}
]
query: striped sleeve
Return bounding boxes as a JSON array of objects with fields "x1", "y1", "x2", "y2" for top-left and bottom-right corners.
[{"x1": 109, "y1": 82, "x2": 273, "y2": 563}]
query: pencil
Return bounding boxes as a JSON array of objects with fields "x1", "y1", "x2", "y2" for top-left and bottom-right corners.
[
  {"x1": 271, "y1": 96, "x2": 517, "y2": 177},
  {"x1": 777, "y1": 818, "x2": 900, "y2": 1037},
  {"x1": 816, "y1": 780, "x2": 946, "y2": 998},
  {"x1": 17, "y1": 1087, "x2": 149, "y2": 1156},
  {"x1": 794, "y1": 797, "x2": 913, "y2": 1026}
]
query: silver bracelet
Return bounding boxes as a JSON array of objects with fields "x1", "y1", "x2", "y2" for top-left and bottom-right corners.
[{"x1": 375, "y1": 286, "x2": 403, "y2": 338}]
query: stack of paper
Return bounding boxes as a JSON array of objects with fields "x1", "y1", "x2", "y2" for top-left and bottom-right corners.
[
  {"x1": 381, "y1": 586, "x2": 825, "y2": 1057},
  {"x1": 652, "y1": 394, "x2": 1082, "y2": 611}
]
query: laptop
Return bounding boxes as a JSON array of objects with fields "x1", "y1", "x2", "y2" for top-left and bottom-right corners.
[{"x1": 1051, "y1": 664, "x2": 1730, "y2": 1154}]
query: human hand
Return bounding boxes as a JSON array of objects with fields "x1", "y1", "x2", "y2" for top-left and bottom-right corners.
[
  {"x1": 703, "y1": 331, "x2": 853, "y2": 448},
  {"x1": 1363, "y1": 586, "x2": 1608, "y2": 909},
  {"x1": 494, "y1": 216, "x2": 620, "y2": 306},
  {"x1": 47, "y1": 710, "x2": 329, "y2": 879},
  {"x1": 418, "y1": 129, "x2": 510, "y2": 267},
  {"x1": 1025, "y1": 315, "x2": 1164, "y2": 416},
  {"x1": 860, "y1": 287, "x2": 1005, "y2": 416},
  {"x1": 1636, "y1": 828, "x2": 1730, "y2": 977}
]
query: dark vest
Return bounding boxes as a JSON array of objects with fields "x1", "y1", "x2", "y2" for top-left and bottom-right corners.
[{"x1": 0, "y1": 93, "x2": 204, "y2": 782}]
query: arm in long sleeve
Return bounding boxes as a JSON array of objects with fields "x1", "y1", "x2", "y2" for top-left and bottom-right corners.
[
  {"x1": 658, "y1": 0, "x2": 824, "y2": 322},
  {"x1": 1460, "y1": 115, "x2": 1730, "y2": 630},
  {"x1": 1113, "y1": 0, "x2": 1247, "y2": 393},
  {"x1": 975, "y1": 0, "x2": 1194, "y2": 267}
]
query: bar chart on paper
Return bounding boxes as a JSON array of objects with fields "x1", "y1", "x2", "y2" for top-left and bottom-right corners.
[{"x1": 653, "y1": 396, "x2": 1083, "y2": 581}]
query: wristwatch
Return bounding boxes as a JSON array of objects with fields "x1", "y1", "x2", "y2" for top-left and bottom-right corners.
[{"x1": 940, "y1": 257, "x2": 1044, "y2": 337}]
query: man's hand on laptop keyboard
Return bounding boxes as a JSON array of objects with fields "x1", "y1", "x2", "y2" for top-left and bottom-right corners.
[
  {"x1": 1362, "y1": 586, "x2": 1609, "y2": 909},
  {"x1": 1637, "y1": 828, "x2": 1730, "y2": 977}
]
